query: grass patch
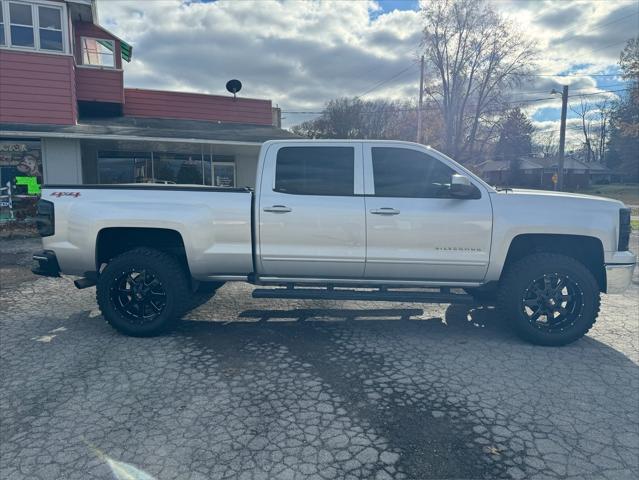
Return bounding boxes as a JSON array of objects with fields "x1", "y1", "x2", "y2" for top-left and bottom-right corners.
[{"x1": 574, "y1": 184, "x2": 639, "y2": 206}]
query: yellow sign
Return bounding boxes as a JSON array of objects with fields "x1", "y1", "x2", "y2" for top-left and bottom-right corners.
[{"x1": 551, "y1": 173, "x2": 558, "y2": 184}]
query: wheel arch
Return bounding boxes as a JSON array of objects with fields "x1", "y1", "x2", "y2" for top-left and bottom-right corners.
[
  {"x1": 500, "y1": 234, "x2": 606, "y2": 292},
  {"x1": 95, "y1": 227, "x2": 191, "y2": 277}
]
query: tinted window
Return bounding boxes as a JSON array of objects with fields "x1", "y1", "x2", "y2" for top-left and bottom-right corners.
[
  {"x1": 372, "y1": 147, "x2": 455, "y2": 198},
  {"x1": 275, "y1": 147, "x2": 354, "y2": 196}
]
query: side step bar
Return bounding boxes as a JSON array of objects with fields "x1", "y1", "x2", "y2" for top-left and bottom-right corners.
[{"x1": 252, "y1": 286, "x2": 474, "y2": 304}]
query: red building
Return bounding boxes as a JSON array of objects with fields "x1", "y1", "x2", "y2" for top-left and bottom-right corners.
[{"x1": 0, "y1": 0, "x2": 292, "y2": 205}]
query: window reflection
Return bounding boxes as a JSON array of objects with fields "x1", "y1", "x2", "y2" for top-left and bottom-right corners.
[
  {"x1": 95, "y1": 150, "x2": 237, "y2": 186},
  {"x1": 97, "y1": 152, "x2": 151, "y2": 184},
  {"x1": 154, "y1": 154, "x2": 203, "y2": 185}
]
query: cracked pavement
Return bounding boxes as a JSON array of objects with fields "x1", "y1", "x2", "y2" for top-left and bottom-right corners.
[{"x1": 1, "y1": 236, "x2": 638, "y2": 479}]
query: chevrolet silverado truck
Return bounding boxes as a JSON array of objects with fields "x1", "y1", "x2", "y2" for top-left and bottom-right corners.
[{"x1": 32, "y1": 140, "x2": 635, "y2": 345}]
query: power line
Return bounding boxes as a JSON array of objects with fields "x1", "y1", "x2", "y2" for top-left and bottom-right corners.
[
  {"x1": 506, "y1": 83, "x2": 629, "y2": 97},
  {"x1": 514, "y1": 73, "x2": 622, "y2": 77},
  {"x1": 589, "y1": 39, "x2": 632, "y2": 54},
  {"x1": 354, "y1": 61, "x2": 419, "y2": 99},
  {"x1": 282, "y1": 87, "x2": 630, "y2": 116},
  {"x1": 558, "y1": 10, "x2": 639, "y2": 44}
]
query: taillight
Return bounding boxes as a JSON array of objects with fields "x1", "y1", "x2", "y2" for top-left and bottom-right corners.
[
  {"x1": 618, "y1": 208, "x2": 631, "y2": 251},
  {"x1": 36, "y1": 199, "x2": 55, "y2": 237}
]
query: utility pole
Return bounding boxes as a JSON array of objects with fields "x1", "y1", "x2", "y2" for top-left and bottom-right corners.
[
  {"x1": 416, "y1": 55, "x2": 424, "y2": 143},
  {"x1": 557, "y1": 85, "x2": 568, "y2": 191}
]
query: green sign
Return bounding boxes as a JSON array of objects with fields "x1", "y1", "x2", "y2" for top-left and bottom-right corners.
[{"x1": 15, "y1": 176, "x2": 41, "y2": 195}]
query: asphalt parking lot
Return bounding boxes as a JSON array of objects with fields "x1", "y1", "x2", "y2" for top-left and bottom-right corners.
[{"x1": 1, "y1": 236, "x2": 638, "y2": 480}]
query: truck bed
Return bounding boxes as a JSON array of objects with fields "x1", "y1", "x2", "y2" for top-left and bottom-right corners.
[{"x1": 40, "y1": 184, "x2": 255, "y2": 280}]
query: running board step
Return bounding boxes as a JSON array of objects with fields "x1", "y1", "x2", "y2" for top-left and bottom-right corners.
[{"x1": 252, "y1": 287, "x2": 474, "y2": 304}]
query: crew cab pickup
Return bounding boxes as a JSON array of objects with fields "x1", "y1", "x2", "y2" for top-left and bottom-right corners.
[{"x1": 32, "y1": 140, "x2": 635, "y2": 345}]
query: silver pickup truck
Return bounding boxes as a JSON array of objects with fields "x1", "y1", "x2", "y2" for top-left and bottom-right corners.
[{"x1": 32, "y1": 140, "x2": 635, "y2": 345}]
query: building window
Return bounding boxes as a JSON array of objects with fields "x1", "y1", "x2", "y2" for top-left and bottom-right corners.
[
  {"x1": 0, "y1": 5, "x2": 5, "y2": 45},
  {"x1": 37, "y1": 5, "x2": 62, "y2": 51},
  {"x1": 96, "y1": 150, "x2": 237, "y2": 186},
  {"x1": 97, "y1": 152, "x2": 152, "y2": 184},
  {"x1": 8, "y1": 2, "x2": 33, "y2": 48},
  {"x1": 212, "y1": 161, "x2": 235, "y2": 187},
  {"x1": 81, "y1": 37, "x2": 115, "y2": 68},
  {"x1": 154, "y1": 153, "x2": 203, "y2": 185},
  {"x1": 1, "y1": 1, "x2": 66, "y2": 52}
]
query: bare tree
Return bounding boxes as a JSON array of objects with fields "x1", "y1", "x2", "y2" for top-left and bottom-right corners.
[
  {"x1": 420, "y1": 0, "x2": 536, "y2": 163},
  {"x1": 290, "y1": 98, "x2": 431, "y2": 141},
  {"x1": 535, "y1": 130, "x2": 558, "y2": 158},
  {"x1": 570, "y1": 96, "x2": 611, "y2": 163}
]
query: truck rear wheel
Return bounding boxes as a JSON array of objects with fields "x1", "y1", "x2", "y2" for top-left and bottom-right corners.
[
  {"x1": 497, "y1": 253, "x2": 600, "y2": 346},
  {"x1": 96, "y1": 247, "x2": 190, "y2": 337}
]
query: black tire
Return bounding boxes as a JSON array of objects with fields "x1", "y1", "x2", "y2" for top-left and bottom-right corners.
[
  {"x1": 96, "y1": 247, "x2": 190, "y2": 337},
  {"x1": 497, "y1": 253, "x2": 600, "y2": 346}
]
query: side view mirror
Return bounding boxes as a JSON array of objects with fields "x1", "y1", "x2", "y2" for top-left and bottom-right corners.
[{"x1": 450, "y1": 174, "x2": 477, "y2": 199}]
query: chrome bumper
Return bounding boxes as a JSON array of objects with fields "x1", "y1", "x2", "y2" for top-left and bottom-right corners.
[{"x1": 605, "y1": 263, "x2": 636, "y2": 294}]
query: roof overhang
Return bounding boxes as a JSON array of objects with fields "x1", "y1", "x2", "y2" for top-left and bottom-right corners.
[
  {"x1": 0, "y1": 130, "x2": 262, "y2": 147},
  {"x1": 0, "y1": 117, "x2": 298, "y2": 145}
]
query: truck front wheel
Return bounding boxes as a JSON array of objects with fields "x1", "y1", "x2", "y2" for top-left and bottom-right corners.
[
  {"x1": 96, "y1": 247, "x2": 190, "y2": 337},
  {"x1": 497, "y1": 253, "x2": 600, "y2": 346}
]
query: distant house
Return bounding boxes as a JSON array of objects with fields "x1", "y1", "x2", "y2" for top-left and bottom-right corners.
[{"x1": 477, "y1": 155, "x2": 615, "y2": 189}]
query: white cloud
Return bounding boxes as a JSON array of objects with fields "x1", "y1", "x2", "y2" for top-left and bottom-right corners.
[{"x1": 96, "y1": 0, "x2": 634, "y2": 130}]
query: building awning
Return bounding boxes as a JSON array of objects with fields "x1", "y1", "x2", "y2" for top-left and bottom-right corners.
[
  {"x1": 98, "y1": 38, "x2": 133, "y2": 62},
  {"x1": 120, "y1": 41, "x2": 133, "y2": 62},
  {"x1": 0, "y1": 116, "x2": 298, "y2": 145}
]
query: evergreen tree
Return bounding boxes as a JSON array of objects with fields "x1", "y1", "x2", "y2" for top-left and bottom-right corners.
[{"x1": 495, "y1": 107, "x2": 534, "y2": 185}]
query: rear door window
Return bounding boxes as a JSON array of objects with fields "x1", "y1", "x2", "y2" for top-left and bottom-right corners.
[{"x1": 275, "y1": 146, "x2": 354, "y2": 196}]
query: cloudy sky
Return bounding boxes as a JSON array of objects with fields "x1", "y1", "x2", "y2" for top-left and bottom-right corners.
[{"x1": 98, "y1": 0, "x2": 638, "y2": 145}]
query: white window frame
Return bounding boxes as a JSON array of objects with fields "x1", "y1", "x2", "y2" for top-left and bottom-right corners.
[
  {"x1": 79, "y1": 36, "x2": 116, "y2": 69},
  {"x1": 0, "y1": 0, "x2": 69, "y2": 54},
  {"x1": 0, "y1": 3, "x2": 5, "y2": 46}
]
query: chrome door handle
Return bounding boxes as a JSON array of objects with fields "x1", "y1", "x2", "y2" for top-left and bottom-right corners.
[
  {"x1": 370, "y1": 208, "x2": 400, "y2": 215},
  {"x1": 263, "y1": 205, "x2": 292, "y2": 213}
]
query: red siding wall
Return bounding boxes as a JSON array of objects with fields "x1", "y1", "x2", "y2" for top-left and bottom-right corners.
[
  {"x1": 76, "y1": 67, "x2": 124, "y2": 103},
  {"x1": 0, "y1": 50, "x2": 76, "y2": 125},
  {"x1": 124, "y1": 89, "x2": 273, "y2": 125}
]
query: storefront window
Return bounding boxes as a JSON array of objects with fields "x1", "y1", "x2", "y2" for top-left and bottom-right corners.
[
  {"x1": 95, "y1": 147, "x2": 237, "y2": 187},
  {"x1": 153, "y1": 153, "x2": 204, "y2": 185},
  {"x1": 212, "y1": 160, "x2": 236, "y2": 187},
  {"x1": 97, "y1": 152, "x2": 152, "y2": 184},
  {"x1": 0, "y1": 139, "x2": 42, "y2": 220}
]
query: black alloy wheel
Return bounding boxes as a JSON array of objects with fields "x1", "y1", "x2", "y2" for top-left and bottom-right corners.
[
  {"x1": 97, "y1": 247, "x2": 190, "y2": 337},
  {"x1": 521, "y1": 273, "x2": 584, "y2": 333},
  {"x1": 498, "y1": 253, "x2": 600, "y2": 346},
  {"x1": 110, "y1": 268, "x2": 167, "y2": 324}
]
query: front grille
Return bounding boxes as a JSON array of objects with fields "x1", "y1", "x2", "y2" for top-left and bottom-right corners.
[{"x1": 619, "y1": 208, "x2": 631, "y2": 251}]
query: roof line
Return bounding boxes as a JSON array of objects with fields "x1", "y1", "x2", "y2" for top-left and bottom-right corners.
[
  {"x1": 0, "y1": 130, "x2": 262, "y2": 146},
  {"x1": 123, "y1": 87, "x2": 272, "y2": 104}
]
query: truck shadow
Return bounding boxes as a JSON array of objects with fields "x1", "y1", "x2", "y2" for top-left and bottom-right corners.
[
  {"x1": 178, "y1": 301, "x2": 638, "y2": 479},
  {"x1": 187, "y1": 302, "x2": 510, "y2": 340}
]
